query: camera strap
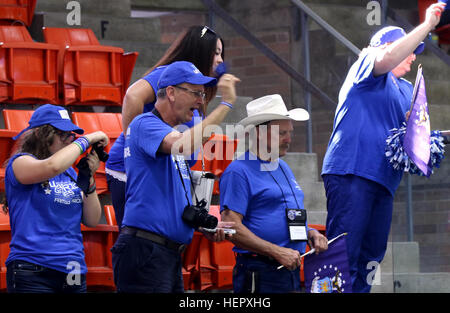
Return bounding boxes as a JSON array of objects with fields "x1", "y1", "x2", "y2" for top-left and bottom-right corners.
[
  {"x1": 174, "y1": 159, "x2": 193, "y2": 207},
  {"x1": 152, "y1": 107, "x2": 202, "y2": 208}
]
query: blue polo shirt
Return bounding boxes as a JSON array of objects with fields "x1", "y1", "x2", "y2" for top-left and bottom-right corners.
[
  {"x1": 321, "y1": 49, "x2": 412, "y2": 196},
  {"x1": 220, "y1": 151, "x2": 309, "y2": 254},
  {"x1": 5, "y1": 153, "x2": 87, "y2": 274},
  {"x1": 122, "y1": 112, "x2": 194, "y2": 244}
]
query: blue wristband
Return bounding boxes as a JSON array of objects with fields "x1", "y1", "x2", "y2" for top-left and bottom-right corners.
[
  {"x1": 220, "y1": 101, "x2": 233, "y2": 109},
  {"x1": 73, "y1": 137, "x2": 90, "y2": 154}
]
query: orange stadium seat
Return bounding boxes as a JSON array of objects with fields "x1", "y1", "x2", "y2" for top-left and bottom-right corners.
[
  {"x1": 191, "y1": 134, "x2": 238, "y2": 195},
  {"x1": 42, "y1": 27, "x2": 138, "y2": 106},
  {"x1": 0, "y1": 0, "x2": 37, "y2": 26},
  {"x1": 0, "y1": 109, "x2": 33, "y2": 192},
  {"x1": 103, "y1": 205, "x2": 117, "y2": 227},
  {"x1": 0, "y1": 26, "x2": 59, "y2": 105},
  {"x1": 81, "y1": 223, "x2": 118, "y2": 291},
  {"x1": 2, "y1": 108, "x2": 33, "y2": 131},
  {"x1": 71, "y1": 112, "x2": 122, "y2": 194},
  {"x1": 103, "y1": 205, "x2": 118, "y2": 244},
  {"x1": 0, "y1": 211, "x2": 10, "y2": 291},
  {"x1": 208, "y1": 205, "x2": 235, "y2": 290}
]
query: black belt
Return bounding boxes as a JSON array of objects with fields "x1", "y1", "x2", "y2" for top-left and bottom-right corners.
[
  {"x1": 236, "y1": 253, "x2": 280, "y2": 266},
  {"x1": 121, "y1": 226, "x2": 186, "y2": 254}
]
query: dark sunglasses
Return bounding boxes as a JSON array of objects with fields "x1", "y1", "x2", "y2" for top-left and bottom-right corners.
[{"x1": 56, "y1": 130, "x2": 76, "y2": 142}]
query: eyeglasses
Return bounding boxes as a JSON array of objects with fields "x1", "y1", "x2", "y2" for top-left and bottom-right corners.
[
  {"x1": 173, "y1": 85, "x2": 206, "y2": 101},
  {"x1": 200, "y1": 25, "x2": 217, "y2": 38},
  {"x1": 56, "y1": 130, "x2": 76, "y2": 142}
]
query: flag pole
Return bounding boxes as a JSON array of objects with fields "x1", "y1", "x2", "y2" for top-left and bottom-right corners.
[
  {"x1": 409, "y1": 64, "x2": 422, "y2": 113},
  {"x1": 277, "y1": 232, "x2": 348, "y2": 270}
]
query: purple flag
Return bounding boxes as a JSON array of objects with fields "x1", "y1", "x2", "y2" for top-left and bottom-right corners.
[
  {"x1": 304, "y1": 233, "x2": 352, "y2": 293},
  {"x1": 403, "y1": 70, "x2": 432, "y2": 177}
]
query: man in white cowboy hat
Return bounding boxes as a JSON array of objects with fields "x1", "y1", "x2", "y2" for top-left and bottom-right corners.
[{"x1": 220, "y1": 94, "x2": 328, "y2": 293}]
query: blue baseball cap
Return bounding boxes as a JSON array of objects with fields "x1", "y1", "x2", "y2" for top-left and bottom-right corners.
[
  {"x1": 369, "y1": 26, "x2": 425, "y2": 55},
  {"x1": 157, "y1": 61, "x2": 217, "y2": 89},
  {"x1": 13, "y1": 104, "x2": 84, "y2": 140}
]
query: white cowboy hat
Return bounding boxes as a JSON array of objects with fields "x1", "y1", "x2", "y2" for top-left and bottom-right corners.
[{"x1": 238, "y1": 94, "x2": 309, "y2": 127}]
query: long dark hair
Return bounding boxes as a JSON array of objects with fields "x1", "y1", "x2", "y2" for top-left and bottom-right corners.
[
  {"x1": 144, "y1": 25, "x2": 225, "y2": 113},
  {"x1": 1, "y1": 125, "x2": 58, "y2": 213}
]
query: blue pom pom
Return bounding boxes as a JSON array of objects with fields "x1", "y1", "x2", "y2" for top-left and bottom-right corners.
[{"x1": 385, "y1": 124, "x2": 446, "y2": 176}]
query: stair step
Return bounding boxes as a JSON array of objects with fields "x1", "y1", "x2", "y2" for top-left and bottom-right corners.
[
  {"x1": 371, "y1": 272, "x2": 450, "y2": 293},
  {"x1": 282, "y1": 152, "x2": 319, "y2": 183}
]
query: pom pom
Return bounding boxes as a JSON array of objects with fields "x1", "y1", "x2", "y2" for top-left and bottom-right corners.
[{"x1": 385, "y1": 123, "x2": 445, "y2": 176}]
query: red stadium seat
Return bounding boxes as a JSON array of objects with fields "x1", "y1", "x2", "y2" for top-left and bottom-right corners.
[
  {"x1": 103, "y1": 205, "x2": 117, "y2": 227},
  {"x1": 0, "y1": 0, "x2": 37, "y2": 26},
  {"x1": 0, "y1": 211, "x2": 10, "y2": 291},
  {"x1": 0, "y1": 26, "x2": 59, "y2": 104},
  {"x1": 208, "y1": 205, "x2": 235, "y2": 290},
  {"x1": 42, "y1": 27, "x2": 138, "y2": 106},
  {"x1": 0, "y1": 129, "x2": 18, "y2": 192},
  {"x1": 0, "y1": 109, "x2": 33, "y2": 192},
  {"x1": 2, "y1": 109, "x2": 33, "y2": 131},
  {"x1": 191, "y1": 134, "x2": 238, "y2": 195},
  {"x1": 103, "y1": 205, "x2": 118, "y2": 244},
  {"x1": 81, "y1": 223, "x2": 118, "y2": 291},
  {"x1": 71, "y1": 112, "x2": 122, "y2": 195}
]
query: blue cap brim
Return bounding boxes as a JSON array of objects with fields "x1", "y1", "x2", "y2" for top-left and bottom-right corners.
[
  {"x1": 12, "y1": 121, "x2": 84, "y2": 141},
  {"x1": 186, "y1": 76, "x2": 217, "y2": 87},
  {"x1": 51, "y1": 120, "x2": 84, "y2": 134}
]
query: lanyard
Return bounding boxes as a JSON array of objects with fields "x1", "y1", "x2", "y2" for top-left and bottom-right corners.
[{"x1": 260, "y1": 160, "x2": 301, "y2": 210}]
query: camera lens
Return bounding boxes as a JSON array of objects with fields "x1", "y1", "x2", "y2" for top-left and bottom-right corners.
[{"x1": 202, "y1": 214, "x2": 218, "y2": 229}]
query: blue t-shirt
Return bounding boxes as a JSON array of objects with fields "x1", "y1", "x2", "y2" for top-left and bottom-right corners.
[
  {"x1": 122, "y1": 112, "x2": 195, "y2": 244},
  {"x1": 321, "y1": 49, "x2": 412, "y2": 196},
  {"x1": 5, "y1": 153, "x2": 87, "y2": 274},
  {"x1": 219, "y1": 151, "x2": 309, "y2": 254},
  {"x1": 106, "y1": 65, "x2": 201, "y2": 173}
]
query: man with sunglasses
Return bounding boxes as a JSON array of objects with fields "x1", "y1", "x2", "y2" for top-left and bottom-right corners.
[{"x1": 111, "y1": 61, "x2": 240, "y2": 293}]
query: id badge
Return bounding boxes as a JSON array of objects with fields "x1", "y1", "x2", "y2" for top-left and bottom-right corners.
[{"x1": 286, "y1": 209, "x2": 307, "y2": 241}]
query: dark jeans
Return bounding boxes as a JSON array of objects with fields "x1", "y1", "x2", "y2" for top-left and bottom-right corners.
[
  {"x1": 106, "y1": 173, "x2": 126, "y2": 230},
  {"x1": 233, "y1": 254, "x2": 301, "y2": 293},
  {"x1": 111, "y1": 233, "x2": 184, "y2": 293},
  {"x1": 6, "y1": 260, "x2": 87, "y2": 293},
  {"x1": 323, "y1": 174, "x2": 393, "y2": 293}
]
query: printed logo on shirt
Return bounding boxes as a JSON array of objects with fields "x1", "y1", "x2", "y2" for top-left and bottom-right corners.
[
  {"x1": 172, "y1": 155, "x2": 189, "y2": 179},
  {"x1": 124, "y1": 147, "x2": 131, "y2": 159},
  {"x1": 47, "y1": 180, "x2": 82, "y2": 204}
]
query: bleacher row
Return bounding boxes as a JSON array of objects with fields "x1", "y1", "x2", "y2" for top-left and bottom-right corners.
[{"x1": 0, "y1": 0, "x2": 327, "y2": 292}]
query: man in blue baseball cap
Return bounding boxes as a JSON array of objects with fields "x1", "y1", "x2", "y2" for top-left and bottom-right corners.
[
  {"x1": 321, "y1": 1, "x2": 445, "y2": 293},
  {"x1": 111, "y1": 61, "x2": 240, "y2": 293}
]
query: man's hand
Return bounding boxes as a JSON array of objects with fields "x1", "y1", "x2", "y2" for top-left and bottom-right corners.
[
  {"x1": 308, "y1": 229, "x2": 328, "y2": 254},
  {"x1": 273, "y1": 246, "x2": 301, "y2": 271}
]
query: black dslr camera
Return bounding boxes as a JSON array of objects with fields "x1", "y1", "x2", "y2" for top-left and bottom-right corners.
[
  {"x1": 182, "y1": 199, "x2": 218, "y2": 230},
  {"x1": 76, "y1": 143, "x2": 109, "y2": 194}
]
